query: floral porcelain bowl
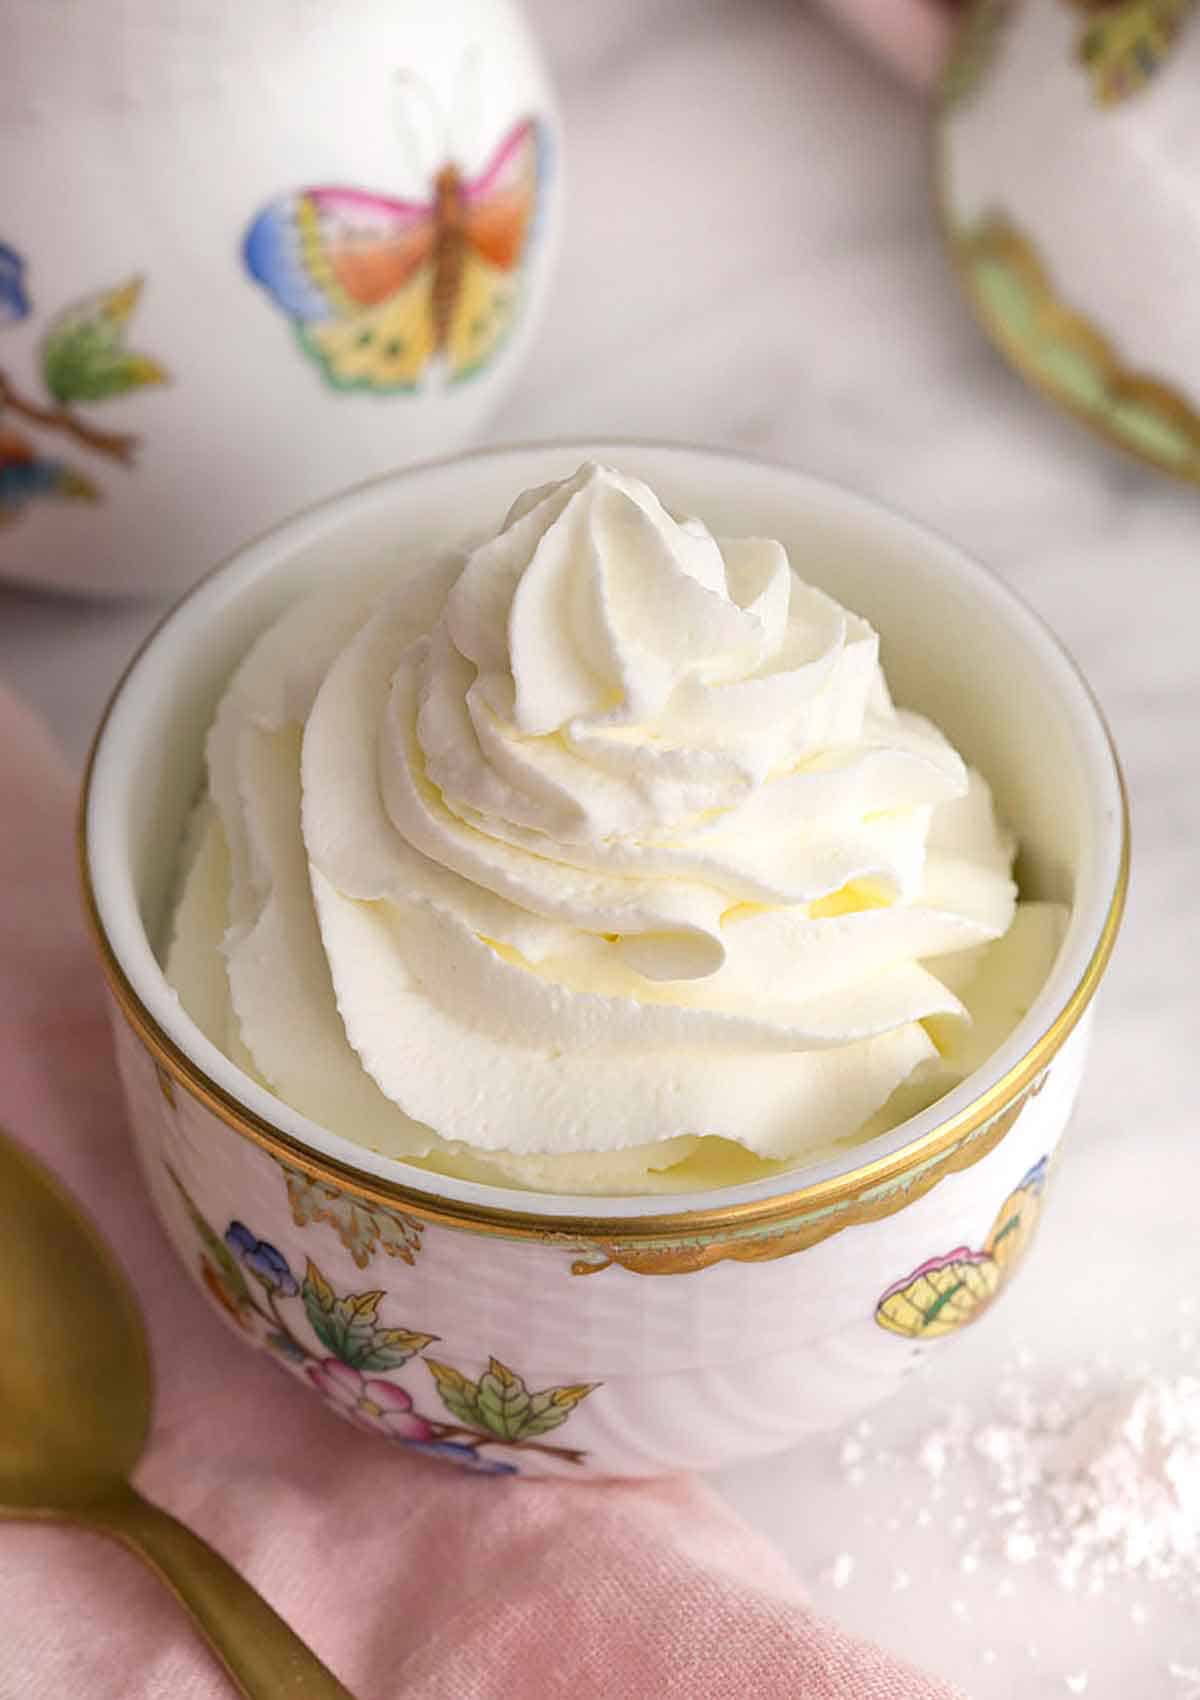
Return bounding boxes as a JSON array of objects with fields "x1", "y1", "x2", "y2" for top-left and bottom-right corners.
[
  {"x1": 81, "y1": 443, "x2": 1127, "y2": 1479},
  {"x1": 1, "y1": 0, "x2": 559, "y2": 596},
  {"x1": 937, "y1": 0, "x2": 1200, "y2": 483}
]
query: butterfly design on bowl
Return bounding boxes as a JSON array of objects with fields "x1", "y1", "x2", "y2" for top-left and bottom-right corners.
[
  {"x1": 875, "y1": 1156, "x2": 1050, "y2": 1340},
  {"x1": 242, "y1": 78, "x2": 547, "y2": 396}
]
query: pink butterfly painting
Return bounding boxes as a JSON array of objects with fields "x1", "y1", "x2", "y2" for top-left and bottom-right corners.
[{"x1": 244, "y1": 116, "x2": 546, "y2": 394}]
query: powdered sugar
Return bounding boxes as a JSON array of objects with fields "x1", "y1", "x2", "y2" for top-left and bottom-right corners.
[
  {"x1": 816, "y1": 1355, "x2": 1200, "y2": 1691},
  {"x1": 823, "y1": 1552, "x2": 856, "y2": 1589},
  {"x1": 908, "y1": 1375, "x2": 1200, "y2": 1598},
  {"x1": 1044, "y1": 1380, "x2": 1200, "y2": 1587}
]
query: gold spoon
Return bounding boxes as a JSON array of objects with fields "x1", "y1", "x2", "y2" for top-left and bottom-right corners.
[{"x1": 0, "y1": 1126, "x2": 354, "y2": 1699}]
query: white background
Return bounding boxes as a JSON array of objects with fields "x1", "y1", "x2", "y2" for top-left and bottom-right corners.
[{"x1": 2, "y1": 4, "x2": 1198, "y2": 1694}]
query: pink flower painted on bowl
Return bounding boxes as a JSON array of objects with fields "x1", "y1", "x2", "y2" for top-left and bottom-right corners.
[
  {"x1": 168, "y1": 1169, "x2": 598, "y2": 1470},
  {"x1": 308, "y1": 1357, "x2": 436, "y2": 1442}
]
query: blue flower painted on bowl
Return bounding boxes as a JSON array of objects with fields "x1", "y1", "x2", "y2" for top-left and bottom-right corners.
[
  {"x1": 225, "y1": 1221, "x2": 299, "y2": 1296},
  {"x1": 0, "y1": 432, "x2": 98, "y2": 519},
  {"x1": 405, "y1": 1441, "x2": 519, "y2": 1476},
  {"x1": 267, "y1": 1329, "x2": 310, "y2": 1364},
  {"x1": 169, "y1": 1172, "x2": 595, "y2": 1473},
  {"x1": 0, "y1": 243, "x2": 30, "y2": 324}
]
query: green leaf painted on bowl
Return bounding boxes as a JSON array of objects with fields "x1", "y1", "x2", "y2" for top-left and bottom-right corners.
[
  {"x1": 426, "y1": 1356, "x2": 598, "y2": 1442},
  {"x1": 300, "y1": 1259, "x2": 434, "y2": 1370},
  {"x1": 1075, "y1": 0, "x2": 1196, "y2": 105},
  {"x1": 424, "y1": 1359, "x2": 484, "y2": 1428},
  {"x1": 518, "y1": 1384, "x2": 598, "y2": 1438},
  {"x1": 476, "y1": 1358, "x2": 533, "y2": 1440},
  {"x1": 41, "y1": 278, "x2": 168, "y2": 405}
]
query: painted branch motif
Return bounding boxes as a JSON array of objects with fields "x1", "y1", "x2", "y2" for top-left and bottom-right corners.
[
  {"x1": 0, "y1": 245, "x2": 169, "y2": 527},
  {"x1": 168, "y1": 1167, "x2": 598, "y2": 1473}
]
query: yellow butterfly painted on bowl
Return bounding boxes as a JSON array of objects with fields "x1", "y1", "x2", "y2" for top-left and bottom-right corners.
[
  {"x1": 875, "y1": 1156, "x2": 1049, "y2": 1339},
  {"x1": 243, "y1": 115, "x2": 546, "y2": 393}
]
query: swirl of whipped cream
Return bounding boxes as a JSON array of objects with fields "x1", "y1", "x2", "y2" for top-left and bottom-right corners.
[{"x1": 168, "y1": 463, "x2": 1041, "y2": 1193}]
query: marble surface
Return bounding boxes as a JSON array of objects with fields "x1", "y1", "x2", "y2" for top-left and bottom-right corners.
[{"x1": 2, "y1": 4, "x2": 1198, "y2": 1694}]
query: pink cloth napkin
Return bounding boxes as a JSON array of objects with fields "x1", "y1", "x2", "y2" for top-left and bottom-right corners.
[{"x1": 0, "y1": 681, "x2": 962, "y2": 1699}]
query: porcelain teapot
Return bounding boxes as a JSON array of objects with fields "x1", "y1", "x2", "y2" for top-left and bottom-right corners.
[
  {"x1": 937, "y1": 0, "x2": 1200, "y2": 486},
  {"x1": 1, "y1": 0, "x2": 560, "y2": 594}
]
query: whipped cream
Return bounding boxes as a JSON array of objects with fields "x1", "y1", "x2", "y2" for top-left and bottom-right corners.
[{"x1": 166, "y1": 463, "x2": 1064, "y2": 1193}]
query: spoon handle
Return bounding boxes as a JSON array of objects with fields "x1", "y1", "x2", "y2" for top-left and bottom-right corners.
[{"x1": 88, "y1": 1487, "x2": 355, "y2": 1699}]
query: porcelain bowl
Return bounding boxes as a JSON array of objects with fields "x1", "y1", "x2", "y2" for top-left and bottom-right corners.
[
  {"x1": 81, "y1": 443, "x2": 1127, "y2": 1478},
  {"x1": 937, "y1": 0, "x2": 1200, "y2": 484}
]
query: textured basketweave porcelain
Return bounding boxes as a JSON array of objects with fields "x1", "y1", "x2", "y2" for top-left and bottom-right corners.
[
  {"x1": 937, "y1": 0, "x2": 1200, "y2": 483},
  {"x1": 82, "y1": 444, "x2": 1128, "y2": 1479}
]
